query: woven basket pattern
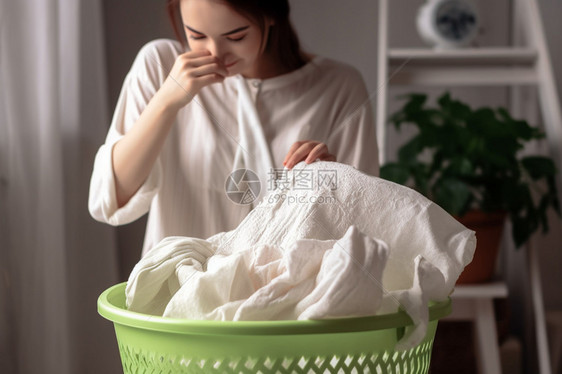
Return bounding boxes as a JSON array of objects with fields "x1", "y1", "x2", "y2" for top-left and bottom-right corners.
[{"x1": 118, "y1": 340, "x2": 434, "y2": 374}]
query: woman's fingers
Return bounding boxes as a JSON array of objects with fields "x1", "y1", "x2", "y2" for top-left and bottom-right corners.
[
  {"x1": 174, "y1": 52, "x2": 228, "y2": 78},
  {"x1": 161, "y1": 50, "x2": 228, "y2": 109},
  {"x1": 284, "y1": 142, "x2": 317, "y2": 168},
  {"x1": 323, "y1": 154, "x2": 337, "y2": 162},
  {"x1": 190, "y1": 62, "x2": 228, "y2": 78},
  {"x1": 305, "y1": 142, "x2": 329, "y2": 163},
  {"x1": 283, "y1": 141, "x2": 336, "y2": 169},
  {"x1": 179, "y1": 49, "x2": 214, "y2": 61},
  {"x1": 283, "y1": 141, "x2": 305, "y2": 165}
]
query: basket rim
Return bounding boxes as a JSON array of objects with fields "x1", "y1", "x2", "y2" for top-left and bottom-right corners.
[{"x1": 98, "y1": 282, "x2": 451, "y2": 336}]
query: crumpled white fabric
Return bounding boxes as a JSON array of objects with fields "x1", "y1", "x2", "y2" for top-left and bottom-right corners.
[
  {"x1": 126, "y1": 161, "x2": 476, "y2": 350},
  {"x1": 127, "y1": 226, "x2": 388, "y2": 321}
]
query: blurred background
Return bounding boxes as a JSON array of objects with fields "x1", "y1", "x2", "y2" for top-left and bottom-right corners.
[{"x1": 1, "y1": 0, "x2": 561, "y2": 373}]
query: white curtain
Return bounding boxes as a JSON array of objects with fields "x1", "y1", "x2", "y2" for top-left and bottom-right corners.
[{"x1": 0, "y1": 0, "x2": 121, "y2": 373}]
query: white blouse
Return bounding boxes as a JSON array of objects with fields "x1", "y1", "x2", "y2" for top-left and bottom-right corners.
[{"x1": 89, "y1": 38, "x2": 379, "y2": 255}]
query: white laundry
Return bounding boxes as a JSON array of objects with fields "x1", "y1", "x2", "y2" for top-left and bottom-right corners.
[
  {"x1": 127, "y1": 226, "x2": 388, "y2": 321},
  {"x1": 126, "y1": 161, "x2": 476, "y2": 350}
]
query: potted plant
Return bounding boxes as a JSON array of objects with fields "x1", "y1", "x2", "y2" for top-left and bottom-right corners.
[{"x1": 380, "y1": 92, "x2": 561, "y2": 283}]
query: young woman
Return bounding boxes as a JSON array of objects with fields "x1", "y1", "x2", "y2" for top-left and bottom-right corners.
[{"x1": 89, "y1": 0, "x2": 379, "y2": 255}]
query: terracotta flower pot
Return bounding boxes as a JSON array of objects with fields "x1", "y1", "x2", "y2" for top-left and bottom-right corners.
[{"x1": 455, "y1": 210, "x2": 506, "y2": 284}]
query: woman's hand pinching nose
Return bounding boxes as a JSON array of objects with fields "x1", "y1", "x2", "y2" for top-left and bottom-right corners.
[{"x1": 283, "y1": 140, "x2": 336, "y2": 169}]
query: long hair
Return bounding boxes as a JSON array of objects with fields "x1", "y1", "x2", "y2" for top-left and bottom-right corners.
[{"x1": 166, "y1": 0, "x2": 307, "y2": 72}]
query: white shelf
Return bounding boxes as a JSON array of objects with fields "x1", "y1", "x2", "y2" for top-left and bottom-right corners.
[
  {"x1": 389, "y1": 66, "x2": 538, "y2": 86},
  {"x1": 452, "y1": 281, "x2": 509, "y2": 299},
  {"x1": 389, "y1": 47, "x2": 537, "y2": 66},
  {"x1": 386, "y1": 47, "x2": 539, "y2": 87}
]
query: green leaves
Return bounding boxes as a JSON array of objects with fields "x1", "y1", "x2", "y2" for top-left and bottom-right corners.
[
  {"x1": 521, "y1": 156, "x2": 556, "y2": 180},
  {"x1": 439, "y1": 92, "x2": 472, "y2": 121},
  {"x1": 381, "y1": 92, "x2": 561, "y2": 248},
  {"x1": 433, "y1": 177, "x2": 472, "y2": 216},
  {"x1": 380, "y1": 163, "x2": 410, "y2": 185}
]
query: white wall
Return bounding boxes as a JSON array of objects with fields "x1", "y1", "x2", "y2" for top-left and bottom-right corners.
[{"x1": 535, "y1": 0, "x2": 562, "y2": 311}]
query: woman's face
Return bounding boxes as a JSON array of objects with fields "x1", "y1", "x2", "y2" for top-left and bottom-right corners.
[{"x1": 180, "y1": 0, "x2": 269, "y2": 78}]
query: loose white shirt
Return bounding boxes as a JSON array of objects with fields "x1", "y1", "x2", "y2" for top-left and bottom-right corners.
[{"x1": 88, "y1": 38, "x2": 379, "y2": 255}]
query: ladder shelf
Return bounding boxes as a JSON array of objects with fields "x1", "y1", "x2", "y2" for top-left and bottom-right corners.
[
  {"x1": 377, "y1": 1, "x2": 561, "y2": 373},
  {"x1": 389, "y1": 47, "x2": 537, "y2": 66}
]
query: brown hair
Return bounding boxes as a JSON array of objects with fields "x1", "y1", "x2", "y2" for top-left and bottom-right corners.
[{"x1": 166, "y1": 0, "x2": 307, "y2": 72}]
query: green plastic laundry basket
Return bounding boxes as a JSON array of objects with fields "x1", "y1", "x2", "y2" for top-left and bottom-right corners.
[{"x1": 98, "y1": 282, "x2": 451, "y2": 373}]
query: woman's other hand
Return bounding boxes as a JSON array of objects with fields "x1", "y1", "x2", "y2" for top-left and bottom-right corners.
[
  {"x1": 283, "y1": 140, "x2": 336, "y2": 169},
  {"x1": 157, "y1": 50, "x2": 228, "y2": 111}
]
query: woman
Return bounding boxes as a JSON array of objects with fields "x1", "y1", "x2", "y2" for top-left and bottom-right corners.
[{"x1": 89, "y1": 0, "x2": 379, "y2": 255}]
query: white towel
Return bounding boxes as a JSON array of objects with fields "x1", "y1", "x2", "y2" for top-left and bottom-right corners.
[
  {"x1": 127, "y1": 226, "x2": 388, "y2": 321},
  {"x1": 126, "y1": 161, "x2": 476, "y2": 349},
  {"x1": 125, "y1": 237, "x2": 216, "y2": 316}
]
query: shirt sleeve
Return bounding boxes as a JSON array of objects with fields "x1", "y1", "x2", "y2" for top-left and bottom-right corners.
[
  {"x1": 88, "y1": 40, "x2": 174, "y2": 225},
  {"x1": 326, "y1": 67, "x2": 379, "y2": 177}
]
